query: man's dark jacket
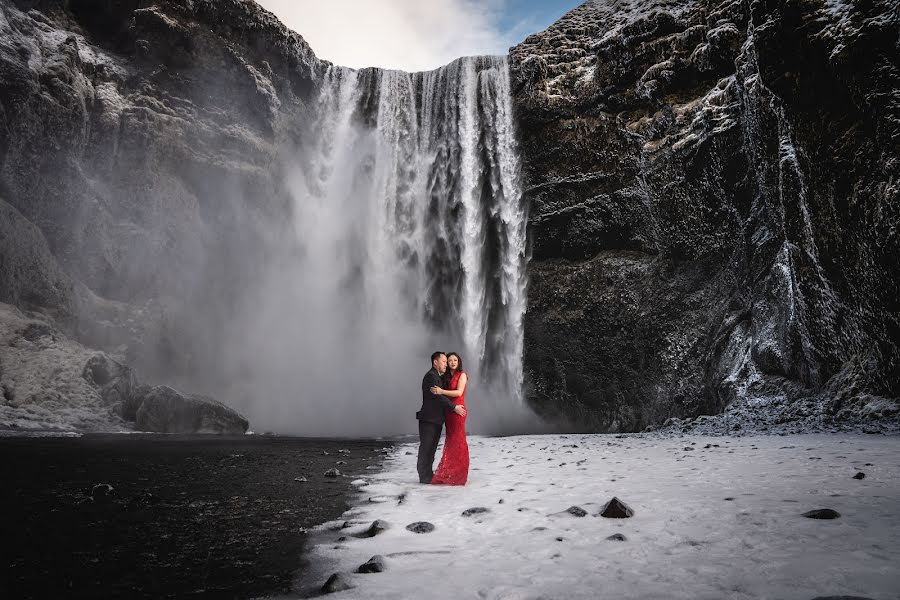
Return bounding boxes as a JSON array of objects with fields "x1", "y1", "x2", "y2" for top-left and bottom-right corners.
[{"x1": 417, "y1": 367, "x2": 456, "y2": 424}]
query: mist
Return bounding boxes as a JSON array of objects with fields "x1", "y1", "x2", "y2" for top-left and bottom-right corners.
[{"x1": 186, "y1": 57, "x2": 542, "y2": 437}]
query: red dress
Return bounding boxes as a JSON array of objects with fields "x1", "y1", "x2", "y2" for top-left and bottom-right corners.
[{"x1": 431, "y1": 370, "x2": 469, "y2": 485}]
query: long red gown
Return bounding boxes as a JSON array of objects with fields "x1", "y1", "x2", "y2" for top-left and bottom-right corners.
[{"x1": 431, "y1": 369, "x2": 469, "y2": 485}]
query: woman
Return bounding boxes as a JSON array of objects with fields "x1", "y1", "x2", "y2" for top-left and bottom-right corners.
[{"x1": 430, "y1": 352, "x2": 469, "y2": 485}]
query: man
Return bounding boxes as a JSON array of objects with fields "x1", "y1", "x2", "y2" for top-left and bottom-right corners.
[{"x1": 416, "y1": 351, "x2": 467, "y2": 484}]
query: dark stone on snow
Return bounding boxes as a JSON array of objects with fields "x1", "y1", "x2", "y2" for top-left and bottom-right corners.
[
  {"x1": 462, "y1": 507, "x2": 491, "y2": 517},
  {"x1": 406, "y1": 521, "x2": 435, "y2": 534},
  {"x1": 321, "y1": 572, "x2": 353, "y2": 594},
  {"x1": 565, "y1": 505, "x2": 588, "y2": 517},
  {"x1": 852, "y1": 472, "x2": 865, "y2": 480},
  {"x1": 357, "y1": 555, "x2": 386, "y2": 573},
  {"x1": 802, "y1": 509, "x2": 841, "y2": 519},
  {"x1": 606, "y1": 533, "x2": 627, "y2": 541},
  {"x1": 599, "y1": 497, "x2": 634, "y2": 518},
  {"x1": 353, "y1": 519, "x2": 389, "y2": 538}
]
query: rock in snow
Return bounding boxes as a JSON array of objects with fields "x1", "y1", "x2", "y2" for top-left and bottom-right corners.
[
  {"x1": 461, "y1": 507, "x2": 491, "y2": 517},
  {"x1": 321, "y1": 572, "x2": 353, "y2": 593},
  {"x1": 405, "y1": 522, "x2": 435, "y2": 534},
  {"x1": 352, "y1": 520, "x2": 389, "y2": 538},
  {"x1": 802, "y1": 508, "x2": 841, "y2": 520},
  {"x1": 356, "y1": 555, "x2": 387, "y2": 573},
  {"x1": 599, "y1": 496, "x2": 634, "y2": 518}
]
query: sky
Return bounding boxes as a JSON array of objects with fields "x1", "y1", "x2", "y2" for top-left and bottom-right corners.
[{"x1": 254, "y1": 0, "x2": 582, "y2": 72}]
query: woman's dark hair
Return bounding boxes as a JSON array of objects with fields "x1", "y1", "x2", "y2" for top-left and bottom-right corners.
[{"x1": 446, "y1": 352, "x2": 463, "y2": 372}]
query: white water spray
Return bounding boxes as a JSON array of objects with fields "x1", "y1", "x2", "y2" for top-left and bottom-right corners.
[{"x1": 238, "y1": 56, "x2": 533, "y2": 435}]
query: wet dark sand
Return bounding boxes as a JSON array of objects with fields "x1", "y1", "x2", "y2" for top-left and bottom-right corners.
[{"x1": 0, "y1": 434, "x2": 393, "y2": 599}]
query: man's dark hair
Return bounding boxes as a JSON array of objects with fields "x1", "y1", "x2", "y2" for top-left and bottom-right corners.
[{"x1": 431, "y1": 351, "x2": 445, "y2": 364}]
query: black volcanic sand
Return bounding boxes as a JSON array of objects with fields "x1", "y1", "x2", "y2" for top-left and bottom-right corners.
[{"x1": 0, "y1": 434, "x2": 393, "y2": 599}]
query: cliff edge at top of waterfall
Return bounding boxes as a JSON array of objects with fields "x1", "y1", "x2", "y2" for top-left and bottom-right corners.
[{"x1": 509, "y1": 0, "x2": 899, "y2": 128}]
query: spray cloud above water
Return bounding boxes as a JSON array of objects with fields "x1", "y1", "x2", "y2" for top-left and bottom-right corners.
[{"x1": 220, "y1": 57, "x2": 537, "y2": 436}]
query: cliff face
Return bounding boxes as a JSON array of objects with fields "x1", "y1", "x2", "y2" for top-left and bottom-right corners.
[
  {"x1": 510, "y1": 0, "x2": 899, "y2": 431},
  {"x1": 0, "y1": 0, "x2": 323, "y2": 430},
  {"x1": 1, "y1": 0, "x2": 319, "y2": 352},
  {"x1": 1, "y1": 0, "x2": 897, "y2": 433}
]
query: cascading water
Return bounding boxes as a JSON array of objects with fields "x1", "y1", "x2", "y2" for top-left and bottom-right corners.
[{"x1": 277, "y1": 56, "x2": 533, "y2": 435}]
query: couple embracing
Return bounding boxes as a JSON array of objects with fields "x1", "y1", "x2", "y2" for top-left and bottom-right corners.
[{"x1": 416, "y1": 351, "x2": 469, "y2": 485}]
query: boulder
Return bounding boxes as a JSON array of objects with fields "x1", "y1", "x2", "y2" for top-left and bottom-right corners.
[
  {"x1": 599, "y1": 497, "x2": 634, "y2": 518},
  {"x1": 352, "y1": 520, "x2": 389, "y2": 538},
  {"x1": 321, "y1": 572, "x2": 353, "y2": 594},
  {"x1": 81, "y1": 354, "x2": 144, "y2": 420},
  {"x1": 357, "y1": 555, "x2": 386, "y2": 573},
  {"x1": 135, "y1": 385, "x2": 248, "y2": 434}
]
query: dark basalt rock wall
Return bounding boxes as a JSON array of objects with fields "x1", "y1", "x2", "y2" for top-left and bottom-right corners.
[
  {"x1": 1, "y1": 0, "x2": 897, "y2": 432},
  {"x1": 0, "y1": 0, "x2": 321, "y2": 430},
  {"x1": 1, "y1": 0, "x2": 320, "y2": 375},
  {"x1": 510, "y1": 0, "x2": 899, "y2": 431},
  {"x1": 0, "y1": 196, "x2": 75, "y2": 320}
]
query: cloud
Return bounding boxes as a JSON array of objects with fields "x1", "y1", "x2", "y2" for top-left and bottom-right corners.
[{"x1": 254, "y1": 0, "x2": 519, "y2": 72}]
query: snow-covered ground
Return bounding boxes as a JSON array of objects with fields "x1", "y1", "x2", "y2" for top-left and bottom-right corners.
[{"x1": 303, "y1": 433, "x2": 900, "y2": 600}]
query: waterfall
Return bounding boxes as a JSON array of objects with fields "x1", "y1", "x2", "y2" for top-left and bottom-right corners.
[{"x1": 278, "y1": 56, "x2": 532, "y2": 434}]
